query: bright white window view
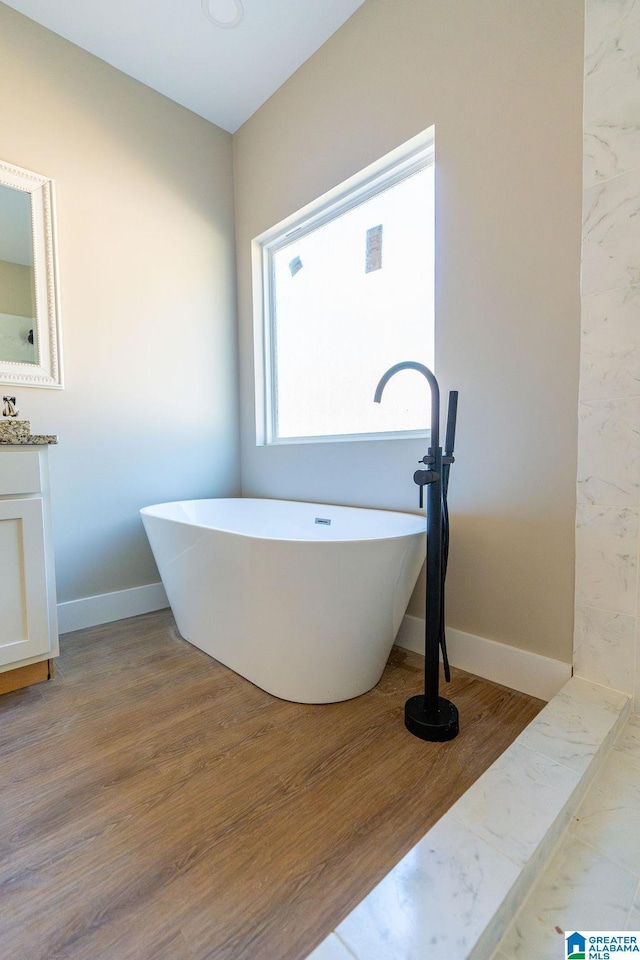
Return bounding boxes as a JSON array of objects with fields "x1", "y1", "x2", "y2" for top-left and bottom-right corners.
[{"x1": 254, "y1": 128, "x2": 435, "y2": 444}]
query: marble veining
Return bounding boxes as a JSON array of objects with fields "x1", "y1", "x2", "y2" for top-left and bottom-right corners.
[
  {"x1": 306, "y1": 679, "x2": 630, "y2": 960},
  {"x1": 494, "y1": 833, "x2": 639, "y2": 960},
  {"x1": 575, "y1": 504, "x2": 639, "y2": 614},
  {"x1": 571, "y1": 747, "x2": 640, "y2": 875},
  {"x1": 578, "y1": 0, "x2": 640, "y2": 729},
  {"x1": 584, "y1": 61, "x2": 640, "y2": 186},
  {"x1": 448, "y1": 742, "x2": 580, "y2": 869},
  {"x1": 614, "y1": 712, "x2": 640, "y2": 757},
  {"x1": 305, "y1": 934, "x2": 357, "y2": 960},
  {"x1": 582, "y1": 167, "x2": 640, "y2": 298},
  {"x1": 574, "y1": 605, "x2": 636, "y2": 694},
  {"x1": 517, "y1": 677, "x2": 629, "y2": 773},
  {"x1": 577, "y1": 397, "x2": 640, "y2": 506},
  {"x1": 492, "y1": 716, "x2": 640, "y2": 960},
  {"x1": 335, "y1": 816, "x2": 521, "y2": 960},
  {"x1": 585, "y1": 0, "x2": 640, "y2": 78},
  {"x1": 580, "y1": 284, "x2": 640, "y2": 401},
  {"x1": 485, "y1": 3, "x2": 640, "y2": 957},
  {"x1": 626, "y1": 885, "x2": 640, "y2": 929}
]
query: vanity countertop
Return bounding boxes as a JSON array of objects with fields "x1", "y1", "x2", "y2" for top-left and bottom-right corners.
[
  {"x1": 0, "y1": 420, "x2": 57, "y2": 444},
  {"x1": 0, "y1": 435, "x2": 58, "y2": 445}
]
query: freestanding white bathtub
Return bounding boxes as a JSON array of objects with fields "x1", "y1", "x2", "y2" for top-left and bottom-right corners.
[{"x1": 140, "y1": 498, "x2": 426, "y2": 703}]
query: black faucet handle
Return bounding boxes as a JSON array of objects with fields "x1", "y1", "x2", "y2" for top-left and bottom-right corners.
[
  {"x1": 413, "y1": 469, "x2": 439, "y2": 509},
  {"x1": 414, "y1": 468, "x2": 440, "y2": 485}
]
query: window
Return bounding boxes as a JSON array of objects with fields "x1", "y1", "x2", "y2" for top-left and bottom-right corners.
[{"x1": 253, "y1": 128, "x2": 435, "y2": 444}]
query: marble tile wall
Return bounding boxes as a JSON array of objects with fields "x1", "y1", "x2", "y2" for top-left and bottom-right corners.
[
  {"x1": 575, "y1": 0, "x2": 640, "y2": 707},
  {"x1": 492, "y1": 713, "x2": 640, "y2": 959}
]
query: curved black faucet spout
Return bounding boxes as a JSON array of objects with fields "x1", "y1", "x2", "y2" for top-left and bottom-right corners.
[{"x1": 374, "y1": 361, "x2": 440, "y2": 450}]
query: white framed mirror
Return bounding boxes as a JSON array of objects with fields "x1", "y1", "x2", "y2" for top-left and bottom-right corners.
[{"x1": 0, "y1": 159, "x2": 63, "y2": 388}]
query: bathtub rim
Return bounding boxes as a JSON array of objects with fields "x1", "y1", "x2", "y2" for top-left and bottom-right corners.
[{"x1": 140, "y1": 497, "x2": 426, "y2": 545}]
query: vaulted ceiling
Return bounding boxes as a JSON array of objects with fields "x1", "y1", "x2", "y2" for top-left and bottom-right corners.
[{"x1": 2, "y1": 0, "x2": 367, "y2": 132}]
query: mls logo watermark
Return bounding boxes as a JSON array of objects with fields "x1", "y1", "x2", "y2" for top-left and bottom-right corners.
[
  {"x1": 567, "y1": 932, "x2": 587, "y2": 959},
  {"x1": 566, "y1": 931, "x2": 640, "y2": 958}
]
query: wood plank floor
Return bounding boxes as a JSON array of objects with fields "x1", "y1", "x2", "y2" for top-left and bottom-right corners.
[{"x1": 0, "y1": 610, "x2": 543, "y2": 960}]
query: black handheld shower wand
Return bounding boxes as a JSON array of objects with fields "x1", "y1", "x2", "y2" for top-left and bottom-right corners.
[{"x1": 374, "y1": 361, "x2": 459, "y2": 742}]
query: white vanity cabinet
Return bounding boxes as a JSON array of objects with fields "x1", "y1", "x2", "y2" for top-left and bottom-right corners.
[{"x1": 0, "y1": 444, "x2": 58, "y2": 689}]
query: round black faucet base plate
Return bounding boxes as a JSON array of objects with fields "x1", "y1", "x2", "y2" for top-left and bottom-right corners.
[{"x1": 404, "y1": 695, "x2": 459, "y2": 742}]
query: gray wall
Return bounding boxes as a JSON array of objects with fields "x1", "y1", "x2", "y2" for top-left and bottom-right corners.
[
  {"x1": 234, "y1": 0, "x2": 584, "y2": 662},
  {"x1": 0, "y1": 3, "x2": 240, "y2": 603}
]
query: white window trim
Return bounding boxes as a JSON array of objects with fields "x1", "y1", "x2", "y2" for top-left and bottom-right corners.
[{"x1": 251, "y1": 126, "x2": 435, "y2": 446}]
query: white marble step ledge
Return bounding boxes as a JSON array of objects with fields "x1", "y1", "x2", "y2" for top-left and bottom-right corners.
[{"x1": 306, "y1": 677, "x2": 630, "y2": 960}]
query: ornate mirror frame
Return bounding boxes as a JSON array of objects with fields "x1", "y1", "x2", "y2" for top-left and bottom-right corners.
[{"x1": 0, "y1": 159, "x2": 63, "y2": 388}]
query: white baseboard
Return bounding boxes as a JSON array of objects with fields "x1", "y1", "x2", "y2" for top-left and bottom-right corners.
[
  {"x1": 57, "y1": 582, "x2": 169, "y2": 634},
  {"x1": 395, "y1": 614, "x2": 571, "y2": 702},
  {"x1": 57, "y1": 589, "x2": 570, "y2": 701}
]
